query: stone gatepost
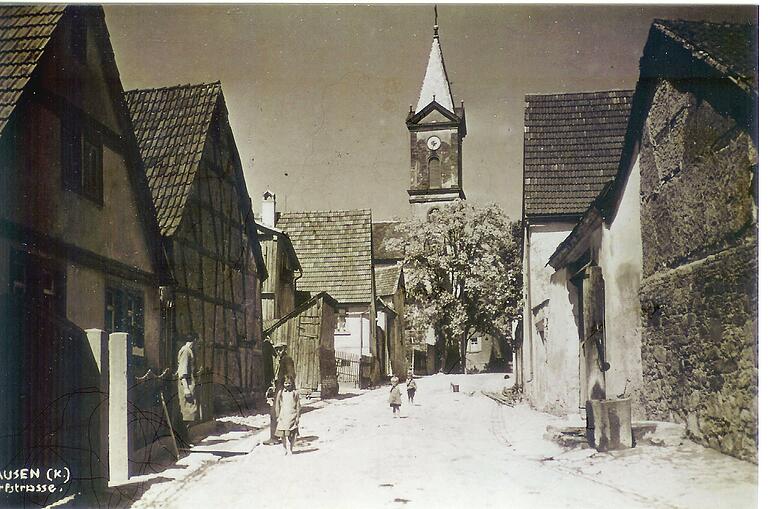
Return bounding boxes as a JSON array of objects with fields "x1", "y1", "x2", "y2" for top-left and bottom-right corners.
[
  {"x1": 108, "y1": 332, "x2": 130, "y2": 485},
  {"x1": 85, "y1": 329, "x2": 109, "y2": 487}
]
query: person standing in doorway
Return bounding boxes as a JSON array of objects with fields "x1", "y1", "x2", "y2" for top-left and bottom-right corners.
[
  {"x1": 177, "y1": 332, "x2": 200, "y2": 447},
  {"x1": 264, "y1": 338, "x2": 296, "y2": 444}
]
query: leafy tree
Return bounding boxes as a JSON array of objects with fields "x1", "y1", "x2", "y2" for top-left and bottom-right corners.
[{"x1": 392, "y1": 201, "x2": 523, "y2": 373}]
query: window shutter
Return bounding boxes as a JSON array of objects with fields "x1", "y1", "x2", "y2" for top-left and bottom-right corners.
[
  {"x1": 60, "y1": 109, "x2": 81, "y2": 191},
  {"x1": 582, "y1": 265, "x2": 607, "y2": 400}
]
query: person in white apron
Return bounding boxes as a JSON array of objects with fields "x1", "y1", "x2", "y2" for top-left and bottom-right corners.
[
  {"x1": 177, "y1": 333, "x2": 200, "y2": 446},
  {"x1": 264, "y1": 339, "x2": 296, "y2": 444}
]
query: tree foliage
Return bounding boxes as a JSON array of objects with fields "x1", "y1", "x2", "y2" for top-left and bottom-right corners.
[{"x1": 392, "y1": 201, "x2": 523, "y2": 372}]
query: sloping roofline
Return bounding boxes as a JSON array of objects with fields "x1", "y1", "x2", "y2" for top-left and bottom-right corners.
[
  {"x1": 548, "y1": 18, "x2": 757, "y2": 269},
  {"x1": 0, "y1": 6, "x2": 173, "y2": 284}
]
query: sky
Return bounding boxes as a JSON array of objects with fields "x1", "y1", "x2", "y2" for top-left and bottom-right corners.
[{"x1": 104, "y1": 4, "x2": 757, "y2": 222}]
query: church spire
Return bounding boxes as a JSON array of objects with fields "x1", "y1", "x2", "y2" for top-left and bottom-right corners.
[{"x1": 416, "y1": 6, "x2": 455, "y2": 113}]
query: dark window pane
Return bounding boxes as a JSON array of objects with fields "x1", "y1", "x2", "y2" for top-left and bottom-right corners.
[
  {"x1": 9, "y1": 249, "x2": 26, "y2": 296},
  {"x1": 71, "y1": 12, "x2": 87, "y2": 63},
  {"x1": 82, "y1": 130, "x2": 102, "y2": 202},
  {"x1": 61, "y1": 109, "x2": 82, "y2": 191},
  {"x1": 105, "y1": 287, "x2": 144, "y2": 348}
]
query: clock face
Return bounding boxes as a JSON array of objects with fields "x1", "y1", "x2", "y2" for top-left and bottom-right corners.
[{"x1": 427, "y1": 136, "x2": 442, "y2": 151}]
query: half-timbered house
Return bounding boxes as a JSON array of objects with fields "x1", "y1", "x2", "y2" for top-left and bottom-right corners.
[
  {"x1": 0, "y1": 5, "x2": 171, "y2": 491},
  {"x1": 125, "y1": 82, "x2": 267, "y2": 415},
  {"x1": 256, "y1": 190, "x2": 301, "y2": 328}
]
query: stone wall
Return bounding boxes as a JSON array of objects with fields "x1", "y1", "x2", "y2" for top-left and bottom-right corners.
[
  {"x1": 638, "y1": 78, "x2": 757, "y2": 463},
  {"x1": 639, "y1": 239, "x2": 756, "y2": 462},
  {"x1": 639, "y1": 80, "x2": 756, "y2": 275}
]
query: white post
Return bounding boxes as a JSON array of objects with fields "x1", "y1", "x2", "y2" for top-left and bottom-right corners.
[
  {"x1": 108, "y1": 332, "x2": 130, "y2": 486},
  {"x1": 85, "y1": 329, "x2": 109, "y2": 486}
]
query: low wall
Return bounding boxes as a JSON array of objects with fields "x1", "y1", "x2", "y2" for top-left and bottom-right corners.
[{"x1": 639, "y1": 238, "x2": 757, "y2": 462}]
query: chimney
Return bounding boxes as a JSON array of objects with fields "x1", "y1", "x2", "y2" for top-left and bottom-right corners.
[{"x1": 262, "y1": 190, "x2": 276, "y2": 227}]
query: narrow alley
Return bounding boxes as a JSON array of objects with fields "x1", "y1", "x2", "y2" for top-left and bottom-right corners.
[{"x1": 127, "y1": 375, "x2": 757, "y2": 509}]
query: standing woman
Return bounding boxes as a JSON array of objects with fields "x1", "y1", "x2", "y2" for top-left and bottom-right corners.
[{"x1": 177, "y1": 332, "x2": 200, "y2": 446}]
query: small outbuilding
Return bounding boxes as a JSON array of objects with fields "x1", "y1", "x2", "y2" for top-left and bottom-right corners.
[{"x1": 263, "y1": 292, "x2": 339, "y2": 398}]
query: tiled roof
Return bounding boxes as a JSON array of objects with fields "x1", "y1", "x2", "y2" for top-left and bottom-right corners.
[
  {"x1": 0, "y1": 5, "x2": 65, "y2": 134},
  {"x1": 375, "y1": 263, "x2": 403, "y2": 298},
  {"x1": 124, "y1": 82, "x2": 221, "y2": 236},
  {"x1": 372, "y1": 221, "x2": 405, "y2": 261},
  {"x1": 277, "y1": 209, "x2": 373, "y2": 304},
  {"x1": 653, "y1": 19, "x2": 757, "y2": 93},
  {"x1": 523, "y1": 90, "x2": 633, "y2": 218}
]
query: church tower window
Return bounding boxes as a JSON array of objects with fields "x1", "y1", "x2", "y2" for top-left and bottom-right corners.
[{"x1": 428, "y1": 157, "x2": 441, "y2": 189}]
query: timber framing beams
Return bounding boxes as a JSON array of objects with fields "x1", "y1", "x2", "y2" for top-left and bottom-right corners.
[
  {"x1": 174, "y1": 286, "x2": 243, "y2": 312},
  {"x1": 1, "y1": 219, "x2": 160, "y2": 285}
]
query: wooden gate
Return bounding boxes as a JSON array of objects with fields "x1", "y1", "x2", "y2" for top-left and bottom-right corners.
[{"x1": 335, "y1": 352, "x2": 372, "y2": 388}]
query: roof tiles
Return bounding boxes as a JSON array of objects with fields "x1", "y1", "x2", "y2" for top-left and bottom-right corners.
[
  {"x1": 524, "y1": 90, "x2": 633, "y2": 218},
  {"x1": 375, "y1": 264, "x2": 403, "y2": 298},
  {"x1": 277, "y1": 209, "x2": 373, "y2": 304},
  {"x1": 0, "y1": 5, "x2": 65, "y2": 134},
  {"x1": 653, "y1": 19, "x2": 757, "y2": 93},
  {"x1": 124, "y1": 82, "x2": 221, "y2": 236}
]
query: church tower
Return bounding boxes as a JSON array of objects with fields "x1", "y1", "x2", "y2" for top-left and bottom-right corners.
[{"x1": 406, "y1": 9, "x2": 467, "y2": 219}]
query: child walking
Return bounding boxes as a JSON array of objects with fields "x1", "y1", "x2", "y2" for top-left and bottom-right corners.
[
  {"x1": 389, "y1": 376, "x2": 402, "y2": 418},
  {"x1": 275, "y1": 376, "x2": 301, "y2": 455},
  {"x1": 406, "y1": 375, "x2": 417, "y2": 404}
]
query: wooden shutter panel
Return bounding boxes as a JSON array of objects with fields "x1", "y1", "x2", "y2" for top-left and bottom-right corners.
[{"x1": 583, "y1": 265, "x2": 607, "y2": 401}]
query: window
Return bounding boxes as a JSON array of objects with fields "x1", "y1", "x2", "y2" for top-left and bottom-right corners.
[
  {"x1": 106, "y1": 286, "x2": 145, "y2": 352},
  {"x1": 468, "y1": 337, "x2": 481, "y2": 353},
  {"x1": 335, "y1": 309, "x2": 348, "y2": 333},
  {"x1": 70, "y1": 12, "x2": 87, "y2": 63},
  {"x1": 428, "y1": 157, "x2": 441, "y2": 189},
  {"x1": 8, "y1": 249, "x2": 66, "y2": 315},
  {"x1": 62, "y1": 108, "x2": 103, "y2": 203}
]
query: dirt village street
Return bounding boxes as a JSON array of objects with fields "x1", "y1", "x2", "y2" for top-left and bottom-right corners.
[{"x1": 123, "y1": 374, "x2": 757, "y2": 509}]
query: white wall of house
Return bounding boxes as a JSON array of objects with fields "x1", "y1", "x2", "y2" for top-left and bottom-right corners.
[
  {"x1": 544, "y1": 155, "x2": 645, "y2": 418},
  {"x1": 523, "y1": 221, "x2": 581, "y2": 416},
  {"x1": 466, "y1": 335, "x2": 492, "y2": 372},
  {"x1": 334, "y1": 305, "x2": 372, "y2": 358},
  {"x1": 598, "y1": 155, "x2": 644, "y2": 416}
]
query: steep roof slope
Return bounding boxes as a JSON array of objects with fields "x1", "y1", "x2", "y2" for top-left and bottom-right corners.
[
  {"x1": 124, "y1": 82, "x2": 221, "y2": 236},
  {"x1": 652, "y1": 19, "x2": 757, "y2": 93},
  {"x1": 416, "y1": 25, "x2": 455, "y2": 113},
  {"x1": 0, "y1": 5, "x2": 66, "y2": 134},
  {"x1": 523, "y1": 90, "x2": 634, "y2": 218},
  {"x1": 375, "y1": 263, "x2": 403, "y2": 298},
  {"x1": 277, "y1": 209, "x2": 373, "y2": 304}
]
